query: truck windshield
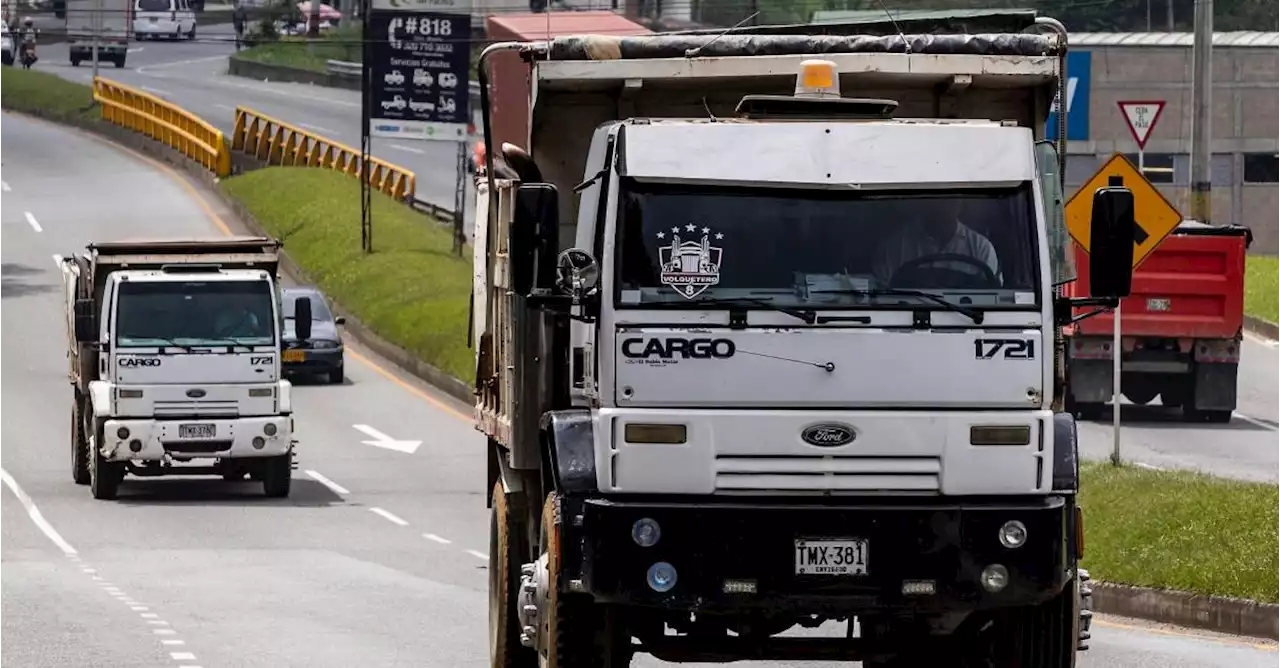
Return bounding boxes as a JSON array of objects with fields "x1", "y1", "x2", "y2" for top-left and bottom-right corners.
[
  {"x1": 115, "y1": 280, "x2": 276, "y2": 347},
  {"x1": 615, "y1": 181, "x2": 1040, "y2": 309}
]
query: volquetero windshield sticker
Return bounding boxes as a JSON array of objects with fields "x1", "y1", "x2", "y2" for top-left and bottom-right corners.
[{"x1": 657, "y1": 224, "x2": 723, "y2": 299}]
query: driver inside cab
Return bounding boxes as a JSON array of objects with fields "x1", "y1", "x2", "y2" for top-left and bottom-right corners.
[{"x1": 871, "y1": 198, "x2": 1001, "y2": 288}]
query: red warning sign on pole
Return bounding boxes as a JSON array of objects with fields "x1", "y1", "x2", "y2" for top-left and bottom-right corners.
[{"x1": 1118, "y1": 100, "x2": 1167, "y2": 150}]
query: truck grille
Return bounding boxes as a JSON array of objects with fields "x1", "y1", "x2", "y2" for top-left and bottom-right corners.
[
  {"x1": 714, "y1": 455, "x2": 941, "y2": 493},
  {"x1": 153, "y1": 400, "x2": 239, "y2": 418}
]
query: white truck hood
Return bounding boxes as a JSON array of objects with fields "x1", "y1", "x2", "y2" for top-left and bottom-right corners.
[
  {"x1": 113, "y1": 350, "x2": 278, "y2": 384},
  {"x1": 613, "y1": 326, "x2": 1045, "y2": 410}
]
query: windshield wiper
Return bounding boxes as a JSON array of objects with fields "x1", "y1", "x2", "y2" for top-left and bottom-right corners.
[
  {"x1": 125, "y1": 337, "x2": 194, "y2": 352},
  {"x1": 809, "y1": 288, "x2": 985, "y2": 325},
  {"x1": 682, "y1": 298, "x2": 817, "y2": 324}
]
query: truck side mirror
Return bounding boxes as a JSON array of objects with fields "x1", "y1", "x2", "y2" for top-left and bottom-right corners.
[
  {"x1": 294, "y1": 297, "x2": 312, "y2": 341},
  {"x1": 555, "y1": 248, "x2": 600, "y2": 302},
  {"x1": 1087, "y1": 179, "x2": 1135, "y2": 299},
  {"x1": 73, "y1": 298, "x2": 97, "y2": 343},
  {"x1": 511, "y1": 183, "x2": 559, "y2": 296}
]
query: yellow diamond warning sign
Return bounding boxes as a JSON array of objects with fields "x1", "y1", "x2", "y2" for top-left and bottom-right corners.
[{"x1": 1065, "y1": 153, "x2": 1183, "y2": 269}]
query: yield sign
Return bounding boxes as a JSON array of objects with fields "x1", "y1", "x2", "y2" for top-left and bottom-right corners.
[{"x1": 1118, "y1": 100, "x2": 1166, "y2": 150}]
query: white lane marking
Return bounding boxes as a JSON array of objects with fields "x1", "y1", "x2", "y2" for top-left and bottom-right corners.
[
  {"x1": 305, "y1": 469, "x2": 349, "y2": 496},
  {"x1": 141, "y1": 613, "x2": 159, "y2": 619},
  {"x1": 162, "y1": 639, "x2": 186, "y2": 646},
  {"x1": 353, "y1": 423, "x2": 422, "y2": 454},
  {"x1": 168, "y1": 74, "x2": 362, "y2": 108},
  {"x1": 466, "y1": 549, "x2": 489, "y2": 560},
  {"x1": 213, "y1": 103, "x2": 236, "y2": 111},
  {"x1": 127, "y1": 46, "x2": 144, "y2": 53},
  {"x1": 1, "y1": 179, "x2": 10, "y2": 191},
  {"x1": 390, "y1": 144, "x2": 425, "y2": 155},
  {"x1": 154, "y1": 628, "x2": 177, "y2": 635},
  {"x1": 423, "y1": 533, "x2": 452, "y2": 545},
  {"x1": 0, "y1": 468, "x2": 77, "y2": 555},
  {"x1": 1232, "y1": 411, "x2": 1276, "y2": 430},
  {"x1": 53, "y1": 253, "x2": 65, "y2": 270},
  {"x1": 131, "y1": 606, "x2": 149, "y2": 611},
  {"x1": 298, "y1": 122, "x2": 337, "y2": 135},
  {"x1": 369, "y1": 507, "x2": 409, "y2": 526},
  {"x1": 136, "y1": 54, "x2": 226, "y2": 73},
  {"x1": 141, "y1": 85, "x2": 173, "y2": 97},
  {"x1": 171, "y1": 652, "x2": 197, "y2": 660},
  {"x1": 24, "y1": 211, "x2": 41, "y2": 232},
  {"x1": 148, "y1": 620, "x2": 170, "y2": 626}
]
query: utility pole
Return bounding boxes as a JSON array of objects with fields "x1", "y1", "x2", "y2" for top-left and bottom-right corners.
[
  {"x1": 1189, "y1": 0, "x2": 1213, "y2": 222},
  {"x1": 91, "y1": 0, "x2": 102, "y2": 78}
]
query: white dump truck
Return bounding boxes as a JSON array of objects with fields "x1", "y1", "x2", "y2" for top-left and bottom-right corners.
[
  {"x1": 65, "y1": 0, "x2": 131, "y2": 68},
  {"x1": 472, "y1": 12, "x2": 1140, "y2": 667},
  {"x1": 63, "y1": 237, "x2": 301, "y2": 500}
]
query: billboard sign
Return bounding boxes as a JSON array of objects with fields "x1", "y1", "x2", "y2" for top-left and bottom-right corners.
[{"x1": 368, "y1": 1, "x2": 471, "y2": 141}]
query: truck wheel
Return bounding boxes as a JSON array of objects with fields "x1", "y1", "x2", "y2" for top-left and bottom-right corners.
[
  {"x1": 70, "y1": 57, "x2": 81, "y2": 67},
  {"x1": 1184, "y1": 406, "x2": 1232, "y2": 424},
  {"x1": 89, "y1": 422, "x2": 124, "y2": 500},
  {"x1": 490, "y1": 481, "x2": 537, "y2": 668},
  {"x1": 71, "y1": 396, "x2": 90, "y2": 485},
  {"x1": 327, "y1": 367, "x2": 344, "y2": 384},
  {"x1": 261, "y1": 455, "x2": 292, "y2": 497},
  {"x1": 535, "y1": 493, "x2": 630, "y2": 668},
  {"x1": 980, "y1": 573, "x2": 1081, "y2": 668},
  {"x1": 113, "y1": 56, "x2": 125, "y2": 68}
]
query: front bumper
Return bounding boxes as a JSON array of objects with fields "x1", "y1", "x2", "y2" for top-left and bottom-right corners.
[
  {"x1": 281, "y1": 347, "x2": 344, "y2": 373},
  {"x1": 101, "y1": 416, "x2": 293, "y2": 461},
  {"x1": 134, "y1": 19, "x2": 183, "y2": 35},
  {"x1": 69, "y1": 42, "x2": 126, "y2": 56},
  {"x1": 565, "y1": 495, "x2": 1072, "y2": 615}
]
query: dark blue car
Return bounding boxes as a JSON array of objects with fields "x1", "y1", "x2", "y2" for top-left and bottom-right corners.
[{"x1": 281, "y1": 286, "x2": 345, "y2": 384}]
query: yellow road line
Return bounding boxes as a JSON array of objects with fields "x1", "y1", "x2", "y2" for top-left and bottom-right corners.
[{"x1": 1093, "y1": 618, "x2": 1278, "y2": 651}]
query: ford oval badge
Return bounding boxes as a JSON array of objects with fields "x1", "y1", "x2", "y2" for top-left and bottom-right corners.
[
  {"x1": 801, "y1": 424, "x2": 856, "y2": 447},
  {"x1": 186, "y1": 389, "x2": 207, "y2": 398}
]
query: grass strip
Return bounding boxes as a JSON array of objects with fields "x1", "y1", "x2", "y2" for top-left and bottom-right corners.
[
  {"x1": 1080, "y1": 461, "x2": 1278, "y2": 603},
  {"x1": 0, "y1": 67, "x2": 99, "y2": 123},
  {"x1": 1244, "y1": 254, "x2": 1278, "y2": 324},
  {"x1": 221, "y1": 167, "x2": 473, "y2": 380},
  {"x1": 236, "y1": 25, "x2": 362, "y2": 72}
]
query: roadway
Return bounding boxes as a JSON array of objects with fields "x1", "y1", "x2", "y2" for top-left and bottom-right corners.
[
  {"x1": 3, "y1": 111, "x2": 1277, "y2": 668},
  {"x1": 28, "y1": 24, "x2": 480, "y2": 236}
]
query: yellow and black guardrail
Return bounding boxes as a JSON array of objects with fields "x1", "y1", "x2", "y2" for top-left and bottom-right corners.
[
  {"x1": 231, "y1": 107, "x2": 416, "y2": 202},
  {"x1": 93, "y1": 77, "x2": 231, "y2": 178}
]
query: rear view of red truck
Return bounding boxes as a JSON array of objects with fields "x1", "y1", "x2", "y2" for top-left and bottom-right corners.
[{"x1": 1064, "y1": 221, "x2": 1253, "y2": 423}]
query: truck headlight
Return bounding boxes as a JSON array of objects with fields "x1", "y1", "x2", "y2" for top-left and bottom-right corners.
[
  {"x1": 263, "y1": 423, "x2": 278, "y2": 437},
  {"x1": 998, "y1": 520, "x2": 1028, "y2": 549}
]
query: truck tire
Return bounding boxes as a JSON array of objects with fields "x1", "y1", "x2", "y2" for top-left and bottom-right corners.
[
  {"x1": 261, "y1": 455, "x2": 292, "y2": 497},
  {"x1": 71, "y1": 395, "x2": 90, "y2": 485},
  {"x1": 113, "y1": 56, "x2": 125, "y2": 68},
  {"x1": 1184, "y1": 406, "x2": 1232, "y2": 424},
  {"x1": 490, "y1": 481, "x2": 537, "y2": 668},
  {"x1": 89, "y1": 421, "x2": 124, "y2": 500},
  {"x1": 327, "y1": 367, "x2": 343, "y2": 384},
  {"x1": 538, "y1": 493, "x2": 630, "y2": 668}
]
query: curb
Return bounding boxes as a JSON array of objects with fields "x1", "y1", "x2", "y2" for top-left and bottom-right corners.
[
  {"x1": 227, "y1": 54, "x2": 357, "y2": 91},
  {"x1": 1092, "y1": 581, "x2": 1278, "y2": 641},
  {"x1": 1244, "y1": 314, "x2": 1279, "y2": 341},
  {"x1": 9, "y1": 107, "x2": 1278, "y2": 644}
]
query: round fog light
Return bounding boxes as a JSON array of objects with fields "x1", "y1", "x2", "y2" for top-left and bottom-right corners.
[
  {"x1": 116, "y1": 426, "x2": 130, "y2": 440},
  {"x1": 631, "y1": 518, "x2": 661, "y2": 547},
  {"x1": 264, "y1": 423, "x2": 278, "y2": 437},
  {"x1": 998, "y1": 520, "x2": 1028, "y2": 549},
  {"x1": 252, "y1": 436, "x2": 266, "y2": 450},
  {"x1": 129, "y1": 439, "x2": 142, "y2": 453},
  {"x1": 646, "y1": 562, "x2": 678, "y2": 593},
  {"x1": 980, "y1": 564, "x2": 1010, "y2": 593}
]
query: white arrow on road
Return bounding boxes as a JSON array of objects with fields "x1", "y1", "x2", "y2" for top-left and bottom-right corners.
[{"x1": 353, "y1": 424, "x2": 421, "y2": 454}]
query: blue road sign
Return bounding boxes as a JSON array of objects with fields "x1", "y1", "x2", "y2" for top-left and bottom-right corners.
[{"x1": 1046, "y1": 50, "x2": 1091, "y2": 141}]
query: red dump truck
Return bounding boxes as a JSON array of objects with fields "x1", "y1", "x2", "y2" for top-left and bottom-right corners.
[{"x1": 1064, "y1": 221, "x2": 1253, "y2": 423}]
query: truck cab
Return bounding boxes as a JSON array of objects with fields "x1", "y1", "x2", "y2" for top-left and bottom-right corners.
[
  {"x1": 476, "y1": 24, "x2": 1137, "y2": 668},
  {"x1": 64, "y1": 237, "x2": 297, "y2": 499}
]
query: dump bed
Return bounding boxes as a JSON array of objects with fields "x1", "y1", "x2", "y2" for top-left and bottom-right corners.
[
  {"x1": 72, "y1": 236, "x2": 281, "y2": 301},
  {"x1": 1066, "y1": 222, "x2": 1252, "y2": 339}
]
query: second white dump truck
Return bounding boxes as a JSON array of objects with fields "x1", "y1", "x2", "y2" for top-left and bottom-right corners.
[{"x1": 63, "y1": 237, "x2": 301, "y2": 500}]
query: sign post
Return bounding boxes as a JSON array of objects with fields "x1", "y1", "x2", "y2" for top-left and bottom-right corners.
[
  {"x1": 365, "y1": 0, "x2": 472, "y2": 254},
  {"x1": 1064, "y1": 152, "x2": 1181, "y2": 466},
  {"x1": 1108, "y1": 101, "x2": 1166, "y2": 463}
]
